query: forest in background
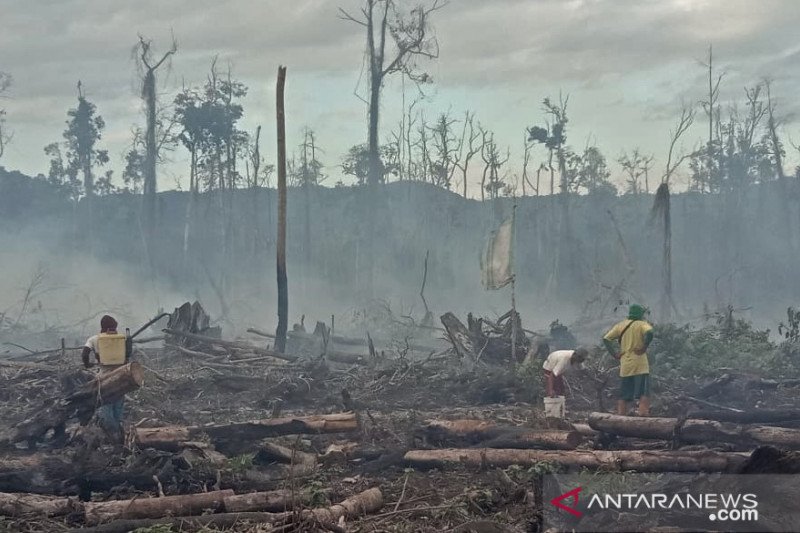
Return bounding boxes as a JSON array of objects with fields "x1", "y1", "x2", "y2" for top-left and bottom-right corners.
[{"x1": 1, "y1": 2, "x2": 800, "y2": 338}]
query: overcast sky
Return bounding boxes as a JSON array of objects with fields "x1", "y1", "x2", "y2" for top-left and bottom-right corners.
[{"x1": 2, "y1": 0, "x2": 800, "y2": 195}]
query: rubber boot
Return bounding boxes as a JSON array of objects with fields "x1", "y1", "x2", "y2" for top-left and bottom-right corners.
[{"x1": 637, "y1": 396, "x2": 650, "y2": 417}]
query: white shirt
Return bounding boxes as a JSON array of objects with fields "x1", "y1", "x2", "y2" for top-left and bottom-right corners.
[
  {"x1": 542, "y1": 350, "x2": 576, "y2": 377},
  {"x1": 85, "y1": 334, "x2": 100, "y2": 352}
]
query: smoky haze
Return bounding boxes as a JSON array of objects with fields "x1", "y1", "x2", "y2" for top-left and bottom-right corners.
[{"x1": 1, "y1": 1, "x2": 800, "y2": 349}]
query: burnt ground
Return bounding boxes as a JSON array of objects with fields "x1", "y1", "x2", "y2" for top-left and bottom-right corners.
[{"x1": 1, "y1": 338, "x2": 799, "y2": 533}]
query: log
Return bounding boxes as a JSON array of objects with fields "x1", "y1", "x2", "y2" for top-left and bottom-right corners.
[
  {"x1": 135, "y1": 413, "x2": 359, "y2": 453},
  {"x1": 571, "y1": 423, "x2": 600, "y2": 438},
  {"x1": 70, "y1": 488, "x2": 383, "y2": 533},
  {"x1": 690, "y1": 409, "x2": 800, "y2": 425},
  {"x1": 0, "y1": 492, "x2": 79, "y2": 517},
  {"x1": 83, "y1": 489, "x2": 234, "y2": 525},
  {"x1": 404, "y1": 448, "x2": 748, "y2": 472},
  {"x1": 134, "y1": 426, "x2": 195, "y2": 452},
  {"x1": 295, "y1": 486, "x2": 382, "y2": 526},
  {"x1": 223, "y1": 489, "x2": 309, "y2": 513},
  {"x1": 588, "y1": 412, "x2": 800, "y2": 448},
  {"x1": 12, "y1": 362, "x2": 144, "y2": 444},
  {"x1": 163, "y1": 328, "x2": 297, "y2": 362},
  {"x1": 440, "y1": 312, "x2": 478, "y2": 360},
  {"x1": 254, "y1": 442, "x2": 317, "y2": 467},
  {"x1": 421, "y1": 419, "x2": 582, "y2": 450}
]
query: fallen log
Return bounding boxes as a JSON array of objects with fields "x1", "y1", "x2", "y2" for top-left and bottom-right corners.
[
  {"x1": 571, "y1": 423, "x2": 600, "y2": 438},
  {"x1": 135, "y1": 413, "x2": 359, "y2": 453},
  {"x1": 0, "y1": 492, "x2": 79, "y2": 517},
  {"x1": 588, "y1": 412, "x2": 800, "y2": 448},
  {"x1": 163, "y1": 329, "x2": 297, "y2": 362},
  {"x1": 255, "y1": 442, "x2": 317, "y2": 467},
  {"x1": 223, "y1": 488, "x2": 319, "y2": 513},
  {"x1": 690, "y1": 409, "x2": 800, "y2": 425},
  {"x1": 84, "y1": 489, "x2": 234, "y2": 525},
  {"x1": 70, "y1": 487, "x2": 383, "y2": 533},
  {"x1": 421, "y1": 419, "x2": 582, "y2": 450},
  {"x1": 404, "y1": 448, "x2": 748, "y2": 472},
  {"x1": 12, "y1": 362, "x2": 144, "y2": 444}
]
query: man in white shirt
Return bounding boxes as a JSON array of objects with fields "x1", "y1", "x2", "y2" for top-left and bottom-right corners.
[{"x1": 542, "y1": 347, "x2": 587, "y2": 397}]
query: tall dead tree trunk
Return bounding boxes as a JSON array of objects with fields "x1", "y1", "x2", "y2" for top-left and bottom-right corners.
[
  {"x1": 137, "y1": 36, "x2": 176, "y2": 274},
  {"x1": 275, "y1": 66, "x2": 289, "y2": 353}
]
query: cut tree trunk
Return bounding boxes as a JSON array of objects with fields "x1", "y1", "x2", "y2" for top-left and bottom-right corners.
[
  {"x1": 83, "y1": 489, "x2": 234, "y2": 525},
  {"x1": 420, "y1": 419, "x2": 581, "y2": 450},
  {"x1": 135, "y1": 413, "x2": 358, "y2": 453},
  {"x1": 440, "y1": 312, "x2": 477, "y2": 360},
  {"x1": 0, "y1": 492, "x2": 79, "y2": 517},
  {"x1": 13, "y1": 362, "x2": 144, "y2": 444},
  {"x1": 690, "y1": 409, "x2": 800, "y2": 424},
  {"x1": 588, "y1": 412, "x2": 800, "y2": 449},
  {"x1": 404, "y1": 448, "x2": 748, "y2": 472},
  {"x1": 254, "y1": 442, "x2": 316, "y2": 467},
  {"x1": 163, "y1": 329, "x2": 297, "y2": 362},
  {"x1": 223, "y1": 488, "x2": 321, "y2": 513}
]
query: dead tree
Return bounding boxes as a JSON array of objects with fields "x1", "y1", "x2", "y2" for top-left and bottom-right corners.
[
  {"x1": 135, "y1": 34, "x2": 177, "y2": 271},
  {"x1": 652, "y1": 104, "x2": 694, "y2": 320},
  {"x1": 0, "y1": 72, "x2": 11, "y2": 160},
  {"x1": 700, "y1": 45, "x2": 723, "y2": 193},
  {"x1": 275, "y1": 66, "x2": 289, "y2": 353},
  {"x1": 339, "y1": 0, "x2": 444, "y2": 185},
  {"x1": 453, "y1": 111, "x2": 482, "y2": 198}
]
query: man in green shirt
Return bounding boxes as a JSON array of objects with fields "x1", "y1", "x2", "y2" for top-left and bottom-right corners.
[{"x1": 603, "y1": 304, "x2": 654, "y2": 416}]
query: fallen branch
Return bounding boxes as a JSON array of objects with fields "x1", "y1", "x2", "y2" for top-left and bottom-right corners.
[
  {"x1": 421, "y1": 419, "x2": 582, "y2": 450},
  {"x1": 163, "y1": 329, "x2": 297, "y2": 362}
]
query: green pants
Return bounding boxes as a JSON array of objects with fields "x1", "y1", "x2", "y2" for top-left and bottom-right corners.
[{"x1": 620, "y1": 374, "x2": 650, "y2": 401}]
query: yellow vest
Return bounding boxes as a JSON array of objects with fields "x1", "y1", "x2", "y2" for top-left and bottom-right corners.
[
  {"x1": 97, "y1": 333, "x2": 127, "y2": 366},
  {"x1": 603, "y1": 319, "x2": 653, "y2": 377}
]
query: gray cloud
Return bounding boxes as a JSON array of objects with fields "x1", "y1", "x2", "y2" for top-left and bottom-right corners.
[{"x1": 2, "y1": 0, "x2": 799, "y2": 186}]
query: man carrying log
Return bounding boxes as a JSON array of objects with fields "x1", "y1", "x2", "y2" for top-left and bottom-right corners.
[
  {"x1": 81, "y1": 315, "x2": 129, "y2": 442},
  {"x1": 603, "y1": 304, "x2": 654, "y2": 416},
  {"x1": 536, "y1": 347, "x2": 587, "y2": 397}
]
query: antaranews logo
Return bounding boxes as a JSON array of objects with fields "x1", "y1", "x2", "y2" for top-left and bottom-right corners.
[{"x1": 550, "y1": 487, "x2": 583, "y2": 517}]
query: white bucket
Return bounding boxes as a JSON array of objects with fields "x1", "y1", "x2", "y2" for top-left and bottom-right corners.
[{"x1": 544, "y1": 395, "x2": 566, "y2": 418}]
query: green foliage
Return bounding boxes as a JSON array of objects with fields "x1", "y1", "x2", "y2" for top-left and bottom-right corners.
[
  {"x1": 303, "y1": 479, "x2": 331, "y2": 507},
  {"x1": 226, "y1": 453, "x2": 254, "y2": 473},
  {"x1": 648, "y1": 309, "x2": 799, "y2": 380}
]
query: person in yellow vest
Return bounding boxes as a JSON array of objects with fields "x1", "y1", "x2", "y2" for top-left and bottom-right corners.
[
  {"x1": 81, "y1": 315, "x2": 128, "y2": 441},
  {"x1": 602, "y1": 304, "x2": 654, "y2": 416}
]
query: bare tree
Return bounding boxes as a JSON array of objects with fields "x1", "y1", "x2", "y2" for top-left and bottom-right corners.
[
  {"x1": 135, "y1": 34, "x2": 177, "y2": 270},
  {"x1": 340, "y1": 0, "x2": 445, "y2": 185},
  {"x1": 699, "y1": 45, "x2": 724, "y2": 193},
  {"x1": 763, "y1": 79, "x2": 785, "y2": 180},
  {"x1": 453, "y1": 111, "x2": 481, "y2": 198},
  {"x1": 652, "y1": 104, "x2": 695, "y2": 320},
  {"x1": 0, "y1": 72, "x2": 12, "y2": 159}
]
